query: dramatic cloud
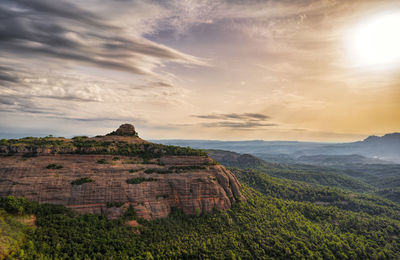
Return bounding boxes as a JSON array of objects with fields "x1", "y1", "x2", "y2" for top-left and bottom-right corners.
[
  {"x1": 193, "y1": 113, "x2": 270, "y2": 121},
  {"x1": 1, "y1": 0, "x2": 399, "y2": 140},
  {"x1": 0, "y1": 0, "x2": 203, "y2": 74},
  {"x1": 202, "y1": 121, "x2": 277, "y2": 129},
  {"x1": 191, "y1": 113, "x2": 275, "y2": 130}
]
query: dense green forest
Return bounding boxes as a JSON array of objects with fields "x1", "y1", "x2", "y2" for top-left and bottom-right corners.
[
  {"x1": 207, "y1": 150, "x2": 400, "y2": 204},
  {"x1": 1, "y1": 181, "x2": 399, "y2": 259},
  {"x1": 1, "y1": 148, "x2": 399, "y2": 259}
]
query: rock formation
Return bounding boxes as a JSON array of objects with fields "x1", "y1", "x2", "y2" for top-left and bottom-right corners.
[
  {"x1": 0, "y1": 124, "x2": 244, "y2": 219},
  {"x1": 107, "y1": 124, "x2": 138, "y2": 137}
]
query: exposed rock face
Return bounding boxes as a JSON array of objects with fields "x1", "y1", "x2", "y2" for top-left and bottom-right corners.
[
  {"x1": 0, "y1": 125, "x2": 245, "y2": 219},
  {"x1": 0, "y1": 154, "x2": 243, "y2": 219},
  {"x1": 207, "y1": 149, "x2": 264, "y2": 168},
  {"x1": 107, "y1": 124, "x2": 138, "y2": 137}
]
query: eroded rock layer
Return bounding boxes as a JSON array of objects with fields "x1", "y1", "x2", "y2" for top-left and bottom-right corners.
[{"x1": 0, "y1": 154, "x2": 244, "y2": 219}]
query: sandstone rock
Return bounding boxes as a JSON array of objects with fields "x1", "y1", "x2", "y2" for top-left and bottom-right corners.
[
  {"x1": 107, "y1": 124, "x2": 137, "y2": 137},
  {"x1": 0, "y1": 125, "x2": 244, "y2": 219},
  {"x1": 0, "y1": 154, "x2": 244, "y2": 219}
]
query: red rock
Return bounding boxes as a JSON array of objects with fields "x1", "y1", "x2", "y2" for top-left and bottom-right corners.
[{"x1": 0, "y1": 154, "x2": 244, "y2": 219}]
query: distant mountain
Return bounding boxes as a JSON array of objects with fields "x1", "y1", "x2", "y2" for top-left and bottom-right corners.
[
  {"x1": 361, "y1": 133, "x2": 400, "y2": 144},
  {"x1": 296, "y1": 154, "x2": 391, "y2": 166},
  {"x1": 305, "y1": 133, "x2": 400, "y2": 163},
  {"x1": 153, "y1": 132, "x2": 400, "y2": 163}
]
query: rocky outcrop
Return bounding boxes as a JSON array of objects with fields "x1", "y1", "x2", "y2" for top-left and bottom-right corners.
[
  {"x1": 107, "y1": 124, "x2": 138, "y2": 137},
  {"x1": 0, "y1": 124, "x2": 245, "y2": 219},
  {"x1": 0, "y1": 154, "x2": 244, "y2": 219},
  {"x1": 207, "y1": 149, "x2": 264, "y2": 168}
]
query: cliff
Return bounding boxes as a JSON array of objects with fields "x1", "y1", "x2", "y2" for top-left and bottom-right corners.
[{"x1": 0, "y1": 124, "x2": 244, "y2": 219}]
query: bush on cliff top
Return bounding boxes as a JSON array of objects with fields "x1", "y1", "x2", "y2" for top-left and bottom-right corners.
[{"x1": 70, "y1": 177, "x2": 94, "y2": 185}]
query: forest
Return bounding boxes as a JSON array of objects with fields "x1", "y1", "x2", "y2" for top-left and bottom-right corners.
[
  {"x1": 1, "y1": 170, "x2": 399, "y2": 259},
  {"x1": 1, "y1": 145, "x2": 399, "y2": 259}
]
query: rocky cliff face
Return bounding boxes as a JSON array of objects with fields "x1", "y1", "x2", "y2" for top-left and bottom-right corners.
[{"x1": 0, "y1": 124, "x2": 244, "y2": 219}]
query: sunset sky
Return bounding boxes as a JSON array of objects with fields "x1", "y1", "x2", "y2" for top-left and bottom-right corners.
[{"x1": 1, "y1": 0, "x2": 399, "y2": 141}]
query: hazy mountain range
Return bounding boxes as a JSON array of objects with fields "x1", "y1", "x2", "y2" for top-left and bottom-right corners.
[{"x1": 153, "y1": 133, "x2": 400, "y2": 164}]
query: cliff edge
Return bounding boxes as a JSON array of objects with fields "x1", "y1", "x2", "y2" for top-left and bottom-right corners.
[{"x1": 0, "y1": 124, "x2": 244, "y2": 219}]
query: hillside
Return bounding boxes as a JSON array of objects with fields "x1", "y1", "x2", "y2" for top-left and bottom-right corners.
[
  {"x1": 0, "y1": 124, "x2": 244, "y2": 219},
  {"x1": 1, "y1": 179, "x2": 399, "y2": 259},
  {"x1": 206, "y1": 150, "x2": 374, "y2": 193},
  {"x1": 1, "y1": 129, "x2": 400, "y2": 259}
]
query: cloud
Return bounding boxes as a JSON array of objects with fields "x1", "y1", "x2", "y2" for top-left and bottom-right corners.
[
  {"x1": 191, "y1": 112, "x2": 276, "y2": 130},
  {"x1": 193, "y1": 113, "x2": 270, "y2": 120},
  {"x1": 202, "y1": 121, "x2": 277, "y2": 129},
  {"x1": 1, "y1": 0, "x2": 398, "y2": 141},
  {"x1": 0, "y1": 71, "x2": 19, "y2": 83},
  {"x1": 53, "y1": 116, "x2": 144, "y2": 123},
  {"x1": 0, "y1": 0, "x2": 204, "y2": 76}
]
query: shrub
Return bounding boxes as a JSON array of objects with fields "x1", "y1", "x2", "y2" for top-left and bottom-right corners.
[
  {"x1": 168, "y1": 165, "x2": 206, "y2": 173},
  {"x1": 129, "y1": 168, "x2": 143, "y2": 173},
  {"x1": 0, "y1": 196, "x2": 37, "y2": 215},
  {"x1": 106, "y1": 202, "x2": 124, "y2": 208},
  {"x1": 126, "y1": 178, "x2": 157, "y2": 184},
  {"x1": 156, "y1": 194, "x2": 169, "y2": 199},
  {"x1": 22, "y1": 152, "x2": 37, "y2": 158},
  {"x1": 71, "y1": 177, "x2": 94, "y2": 185},
  {"x1": 123, "y1": 205, "x2": 137, "y2": 219},
  {"x1": 46, "y1": 163, "x2": 63, "y2": 169},
  {"x1": 97, "y1": 159, "x2": 108, "y2": 164},
  {"x1": 144, "y1": 168, "x2": 172, "y2": 174}
]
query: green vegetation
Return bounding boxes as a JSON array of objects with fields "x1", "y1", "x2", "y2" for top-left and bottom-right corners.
[
  {"x1": 1, "y1": 141, "x2": 400, "y2": 258},
  {"x1": 168, "y1": 165, "x2": 206, "y2": 172},
  {"x1": 208, "y1": 150, "x2": 376, "y2": 193},
  {"x1": 96, "y1": 159, "x2": 108, "y2": 164},
  {"x1": 142, "y1": 165, "x2": 207, "y2": 174},
  {"x1": 376, "y1": 188, "x2": 400, "y2": 204},
  {"x1": 232, "y1": 168, "x2": 400, "y2": 220},
  {"x1": 256, "y1": 163, "x2": 374, "y2": 192},
  {"x1": 106, "y1": 130, "x2": 138, "y2": 137},
  {"x1": 125, "y1": 177, "x2": 157, "y2": 184},
  {"x1": 0, "y1": 136, "x2": 208, "y2": 159},
  {"x1": 0, "y1": 210, "x2": 33, "y2": 258},
  {"x1": 128, "y1": 168, "x2": 143, "y2": 173},
  {"x1": 22, "y1": 152, "x2": 38, "y2": 158},
  {"x1": 156, "y1": 194, "x2": 169, "y2": 199},
  {"x1": 45, "y1": 163, "x2": 63, "y2": 169},
  {"x1": 144, "y1": 168, "x2": 172, "y2": 174},
  {"x1": 0, "y1": 191, "x2": 399, "y2": 259},
  {"x1": 70, "y1": 177, "x2": 94, "y2": 185},
  {"x1": 106, "y1": 202, "x2": 124, "y2": 208}
]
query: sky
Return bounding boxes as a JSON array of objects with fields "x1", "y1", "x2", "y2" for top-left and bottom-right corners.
[{"x1": 0, "y1": 0, "x2": 399, "y2": 141}]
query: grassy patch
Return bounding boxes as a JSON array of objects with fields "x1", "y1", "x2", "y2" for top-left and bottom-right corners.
[
  {"x1": 144, "y1": 168, "x2": 172, "y2": 174},
  {"x1": 71, "y1": 177, "x2": 94, "y2": 185},
  {"x1": 168, "y1": 165, "x2": 206, "y2": 173},
  {"x1": 45, "y1": 163, "x2": 63, "y2": 169},
  {"x1": 97, "y1": 159, "x2": 108, "y2": 164},
  {"x1": 106, "y1": 202, "x2": 124, "y2": 208},
  {"x1": 129, "y1": 168, "x2": 144, "y2": 173},
  {"x1": 126, "y1": 177, "x2": 157, "y2": 184}
]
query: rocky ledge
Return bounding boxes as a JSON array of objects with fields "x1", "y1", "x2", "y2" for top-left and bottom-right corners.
[{"x1": 0, "y1": 124, "x2": 244, "y2": 219}]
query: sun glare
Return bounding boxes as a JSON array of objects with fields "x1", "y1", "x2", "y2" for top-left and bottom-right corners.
[{"x1": 347, "y1": 11, "x2": 400, "y2": 70}]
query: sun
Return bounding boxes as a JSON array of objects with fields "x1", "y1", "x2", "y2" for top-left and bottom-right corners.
[{"x1": 347, "y1": 12, "x2": 400, "y2": 70}]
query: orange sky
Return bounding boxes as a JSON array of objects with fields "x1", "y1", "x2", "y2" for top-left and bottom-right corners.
[{"x1": 0, "y1": 0, "x2": 399, "y2": 141}]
